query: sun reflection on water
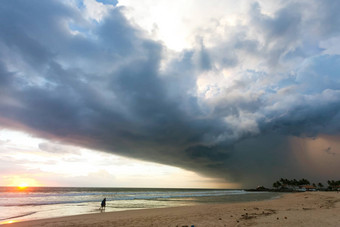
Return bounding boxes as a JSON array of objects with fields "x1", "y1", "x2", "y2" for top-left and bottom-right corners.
[{"x1": 1, "y1": 220, "x2": 18, "y2": 225}]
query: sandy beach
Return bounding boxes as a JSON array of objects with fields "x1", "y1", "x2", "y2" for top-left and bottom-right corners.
[{"x1": 4, "y1": 191, "x2": 339, "y2": 227}]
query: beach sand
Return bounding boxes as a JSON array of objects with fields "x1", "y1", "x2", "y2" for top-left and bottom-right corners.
[{"x1": 5, "y1": 191, "x2": 340, "y2": 227}]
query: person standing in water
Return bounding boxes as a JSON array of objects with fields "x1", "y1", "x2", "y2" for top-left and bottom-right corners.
[{"x1": 100, "y1": 198, "x2": 106, "y2": 211}]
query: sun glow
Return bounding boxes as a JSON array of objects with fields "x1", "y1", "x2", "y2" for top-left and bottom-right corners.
[
  {"x1": 5, "y1": 175, "x2": 41, "y2": 188},
  {"x1": 18, "y1": 182, "x2": 29, "y2": 190},
  {"x1": 2, "y1": 220, "x2": 18, "y2": 224}
]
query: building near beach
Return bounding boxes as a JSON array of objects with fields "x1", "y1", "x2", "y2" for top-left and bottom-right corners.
[{"x1": 299, "y1": 185, "x2": 317, "y2": 191}]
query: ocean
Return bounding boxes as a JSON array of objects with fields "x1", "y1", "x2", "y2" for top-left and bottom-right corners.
[{"x1": 0, "y1": 187, "x2": 280, "y2": 224}]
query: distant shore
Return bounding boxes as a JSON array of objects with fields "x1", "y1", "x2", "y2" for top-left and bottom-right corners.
[{"x1": 6, "y1": 191, "x2": 340, "y2": 227}]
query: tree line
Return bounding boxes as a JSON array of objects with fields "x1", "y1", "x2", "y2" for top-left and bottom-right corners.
[
  {"x1": 327, "y1": 180, "x2": 340, "y2": 189},
  {"x1": 272, "y1": 178, "x2": 340, "y2": 189}
]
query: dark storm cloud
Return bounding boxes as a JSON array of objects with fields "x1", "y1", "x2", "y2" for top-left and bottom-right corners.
[{"x1": 0, "y1": 0, "x2": 340, "y2": 187}]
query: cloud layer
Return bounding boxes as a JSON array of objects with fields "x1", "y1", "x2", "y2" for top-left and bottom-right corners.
[{"x1": 1, "y1": 0, "x2": 340, "y2": 187}]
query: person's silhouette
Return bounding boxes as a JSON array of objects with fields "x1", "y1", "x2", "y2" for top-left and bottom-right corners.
[{"x1": 100, "y1": 198, "x2": 106, "y2": 211}]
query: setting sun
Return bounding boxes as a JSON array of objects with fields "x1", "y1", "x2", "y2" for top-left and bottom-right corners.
[
  {"x1": 5, "y1": 175, "x2": 41, "y2": 188},
  {"x1": 18, "y1": 182, "x2": 29, "y2": 190}
]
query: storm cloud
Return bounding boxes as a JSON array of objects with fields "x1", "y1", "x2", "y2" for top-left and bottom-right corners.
[{"x1": 1, "y1": 0, "x2": 340, "y2": 187}]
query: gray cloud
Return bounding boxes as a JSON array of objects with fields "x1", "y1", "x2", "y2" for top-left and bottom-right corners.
[
  {"x1": 39, "y1": 142, "x2": 81, "y2": 155},
  {"x1": 0, "y1": 0, "x2": 340, "y2": 187}
]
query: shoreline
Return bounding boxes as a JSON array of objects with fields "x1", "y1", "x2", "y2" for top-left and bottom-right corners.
[
  {"x1": 0, "y1": 189, "x2": 279, "y2": 223},
  {"x1": 4, "y1": 191, "x2": 340, "y2": 226}
]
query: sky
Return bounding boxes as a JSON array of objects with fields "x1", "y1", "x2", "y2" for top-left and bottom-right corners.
[{"x1": 0, "y1": 0, "x2": 339, "y2": 188}]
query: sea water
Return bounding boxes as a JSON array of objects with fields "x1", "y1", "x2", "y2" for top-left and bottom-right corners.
[{"x1": 0, "y1": 187, "x2": 280, "y2": 224}]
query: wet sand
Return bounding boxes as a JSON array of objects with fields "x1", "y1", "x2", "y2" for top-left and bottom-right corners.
[{"x1": 5, "y1": 191, "x2": 340, "y2": 227}]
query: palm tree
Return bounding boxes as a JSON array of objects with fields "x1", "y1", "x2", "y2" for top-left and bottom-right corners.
[
  {"x1": 273, "y1": 182, "x2": 278, "y2": 189},
  {"x1": 299, "y1": 178, "x2": 310, "y2": 185},
  {"x1": 273, "y1": 181, "x2": 282, "y2": 189},
  {"x1": 280, "y1": 178, "x2": 285, "y2": 185},
  {"x1": 293, "y1": 179, "x2": 298, "y2": 186}
]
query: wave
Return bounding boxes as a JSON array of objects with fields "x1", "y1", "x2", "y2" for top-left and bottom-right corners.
[
  {"x1": 0, "y1": 190, "x2": 255, "y2": 207},
  {"x1": 0, "y1": 212, "x2": 37, "y2": 221},
  {"x1": 0, "y1": 189, "x2": 247, "y2": 198}
]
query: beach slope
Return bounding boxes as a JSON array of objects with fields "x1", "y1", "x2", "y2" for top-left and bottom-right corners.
[{"x1": 6, "y1": 191, "x2": 340, "y2": 227}]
